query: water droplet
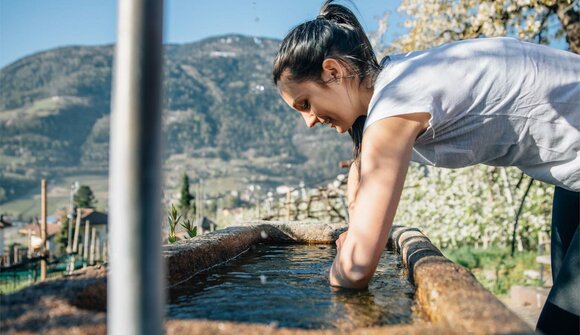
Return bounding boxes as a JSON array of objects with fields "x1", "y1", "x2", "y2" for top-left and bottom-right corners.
[{"x1": 260, "y1": 230, "x2": 268, "y2": 239}]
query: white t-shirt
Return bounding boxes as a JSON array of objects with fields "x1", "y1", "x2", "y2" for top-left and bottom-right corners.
[{"x1": 364, "y1": 37, "x2": 580, "y2": 191}]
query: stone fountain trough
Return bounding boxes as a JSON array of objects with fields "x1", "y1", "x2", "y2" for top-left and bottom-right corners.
[{"x1": 1, "y1": 221, "x2": 533, "y2": 334}]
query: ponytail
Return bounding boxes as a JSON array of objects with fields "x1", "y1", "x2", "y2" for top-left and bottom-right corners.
[{"x1": 273, "y1": 0, "x2": 379, "y2": 168}]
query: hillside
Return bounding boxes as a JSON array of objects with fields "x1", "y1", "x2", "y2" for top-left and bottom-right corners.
[{"x1": 0, "y1": 35, "x2": 352, "y2": 209}]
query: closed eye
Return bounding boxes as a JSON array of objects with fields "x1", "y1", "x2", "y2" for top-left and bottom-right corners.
[{"x1": 298, "y1": 100, "x2": 310, "y2": 111}]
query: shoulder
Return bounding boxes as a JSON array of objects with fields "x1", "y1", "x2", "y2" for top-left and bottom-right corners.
[{"x1": 363, "y1": 113, "x2": 430, "y2": 151}]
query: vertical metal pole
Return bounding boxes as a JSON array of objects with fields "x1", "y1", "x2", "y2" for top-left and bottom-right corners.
[{"x1": 108, "y1": 0, "x2": 164, "y2": 334}]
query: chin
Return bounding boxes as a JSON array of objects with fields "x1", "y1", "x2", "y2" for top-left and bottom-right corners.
[{"x1": 336, "y1": 126, "x2": 347, "y2": 134}]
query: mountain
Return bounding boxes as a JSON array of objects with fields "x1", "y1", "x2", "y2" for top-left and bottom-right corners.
[{"x1": 0, "y1": 35, "x2": 352, "y2": 206}]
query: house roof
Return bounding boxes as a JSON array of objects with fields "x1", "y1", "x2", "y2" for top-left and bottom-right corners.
[
  {"x1": 52, "y1": 208, "x2": 108, "y2": 225},
  {"x1": 78, "y1": 208, "x2": 108, "y2": 225}
]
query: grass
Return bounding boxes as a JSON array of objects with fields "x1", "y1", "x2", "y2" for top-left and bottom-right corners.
[
  {"x1": 0, "y1": 269, "x2": 65, "y2": 295},
  {"x1": 443, "y1": 246, "x2": 544, "y2": 297},
  {"x1": 0, "y1": 96, "x2": 87, "y2": 121},
  {"x1": 0, "y1": 280, "x2": 33, "y2": 295}
]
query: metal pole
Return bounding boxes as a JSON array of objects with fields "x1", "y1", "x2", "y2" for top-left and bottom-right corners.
[{"x1": 108, "y1": 0, "x2": 164, "y2": 334}]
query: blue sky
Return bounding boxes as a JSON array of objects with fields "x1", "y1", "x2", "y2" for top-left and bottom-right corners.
[{"x1": 0, "y1": 0, "x2": 405, "y2": 68}]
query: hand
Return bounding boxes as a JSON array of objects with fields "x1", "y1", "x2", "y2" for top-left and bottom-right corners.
[{"x1": 336, "y1": 230, "x2": 348, "y2": 250}]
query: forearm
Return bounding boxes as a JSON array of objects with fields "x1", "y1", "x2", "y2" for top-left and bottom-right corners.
[{"x1": 330, "y1": 168, "x2": 406, "y2": 288}]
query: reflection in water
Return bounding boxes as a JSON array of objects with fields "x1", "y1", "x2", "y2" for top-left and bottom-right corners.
[{"x1": 167, "y1": 244, "x2": 416, "y2": 330}]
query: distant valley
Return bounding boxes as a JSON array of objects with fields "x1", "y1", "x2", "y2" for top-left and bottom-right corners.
[{"x1": 0, "y1": 34, "x2": 352, "y2": 218}]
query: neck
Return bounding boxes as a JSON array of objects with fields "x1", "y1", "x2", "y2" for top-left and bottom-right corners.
[{"x1": 358, "y1": 83, "x2": 374, "y2": 117}]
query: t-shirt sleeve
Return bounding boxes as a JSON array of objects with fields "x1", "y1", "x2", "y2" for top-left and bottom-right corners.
[{"x1": 363, "y1": 83, "x2": 435, "y2": 133}]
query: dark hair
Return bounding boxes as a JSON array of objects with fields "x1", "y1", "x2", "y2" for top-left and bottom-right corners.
[{"x1": 272, "y1": 0, "x2": 380, "y2": 170}]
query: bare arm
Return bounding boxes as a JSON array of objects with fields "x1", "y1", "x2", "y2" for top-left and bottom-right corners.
[
  {"x1": 330, "y1": 112, "x2": 429, "y2": 289},
  {"x1": 335, "y1": 163, "x2": 360, "y2": 248},
  {"x1": 347, "y1": 161, "x2": 360, "y2": 219}
]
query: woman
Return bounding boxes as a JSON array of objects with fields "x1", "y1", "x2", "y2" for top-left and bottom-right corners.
[{"x1": 272, "y1": 1, "x2": 579, "y2": 334}]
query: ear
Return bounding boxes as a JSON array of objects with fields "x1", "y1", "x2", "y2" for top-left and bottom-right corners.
[{"x1": 321, "y1": 58, "x2": 344, "y2": 83}]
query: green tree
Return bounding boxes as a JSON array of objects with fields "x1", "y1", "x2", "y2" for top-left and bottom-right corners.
[
  {"x1": 56, "y1": 210, "x2": 70, "y2": 255},
  {"x1": 74, "y1": 185, "x2": 97, "y2": 209},
  {"x1": 178, "y1": 173, "x2": 194, "y2": 213}
]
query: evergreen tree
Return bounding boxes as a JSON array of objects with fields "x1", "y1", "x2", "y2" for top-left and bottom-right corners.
[
  {"x1": 74, "y1": 185, "x2": 97, "y2": 209},
  {"x1": 178, "y1": 173, "x2": 194, "y2": 213},
  {"x1": 56, "y1": 210, "x2": 70, "y2": 255}
]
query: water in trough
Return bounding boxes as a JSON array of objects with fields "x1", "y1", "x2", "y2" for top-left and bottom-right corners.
[{"x1": 167, "y1": 244, "x2": 417, "y2": 330}]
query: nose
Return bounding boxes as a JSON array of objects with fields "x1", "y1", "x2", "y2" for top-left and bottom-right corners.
[{"x1": 303, "y1": 113, "x2": 323, "y2": 128}]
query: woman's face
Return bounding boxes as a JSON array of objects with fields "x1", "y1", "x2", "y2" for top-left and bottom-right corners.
[{"x1": 277, "y1": 60, "x2": 367, "y2": 134}]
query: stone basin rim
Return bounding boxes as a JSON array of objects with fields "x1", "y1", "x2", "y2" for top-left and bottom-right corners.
[{"x1": 1, "y1": 221, "x2": 534, "y2": 335}]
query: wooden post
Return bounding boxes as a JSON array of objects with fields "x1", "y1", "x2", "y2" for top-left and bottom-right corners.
[
  {"x1": 27, "y1": 229, "x2": 32, "y2": 258},
  {"x1": 306, "y1": 195, "x2": 313, "y2": 219},
  {"x1": 199, "y1": 182, "x2": 202, "y2": 219},
  {"x1": 215, "y1": 198, "x2": 220, "y2": 223},
  {"x1": 84, "y1": 220, "x2": 91, "y2": 260},
  {"x1": 195, "y1": 184, "x2": 200, "y2": 221},
  {"x1": 96, "y1": 235, "x2": 101, "y2": 263},
  {"x1": 89, "y1": 227, "x2": 96, "y2": 266},
  {"x1": 72, "y1": 208, "x2": 82, "y2": 253},
  {"x1": 13, "y1": 245, "x2": 18, "y2": 264},
  {"x1": 103, "y1": 239, "x2": 108, "y2": 263},
  {"x1": 40, "y1": 179, "x2": 48, "y2": 281},
  {"x1": 67, "y1": 212, "x2": 73, "y2": 254}
]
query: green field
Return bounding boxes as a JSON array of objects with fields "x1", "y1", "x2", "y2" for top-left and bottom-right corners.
[
  {"x1": 0, "y1": 173, "x2": 109, "y2": 218},
  {"x1": 0, "y1": 154, "x2": 298, "y2": 219}
]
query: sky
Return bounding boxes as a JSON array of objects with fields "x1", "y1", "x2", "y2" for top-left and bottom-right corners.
[{"x1": 0, "y1": 0, "x2": 406, "y2": 68}]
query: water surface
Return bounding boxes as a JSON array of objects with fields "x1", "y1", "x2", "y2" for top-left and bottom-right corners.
[{"x1": 167, "y1": 244, "x2": 416, "y2": 329}]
